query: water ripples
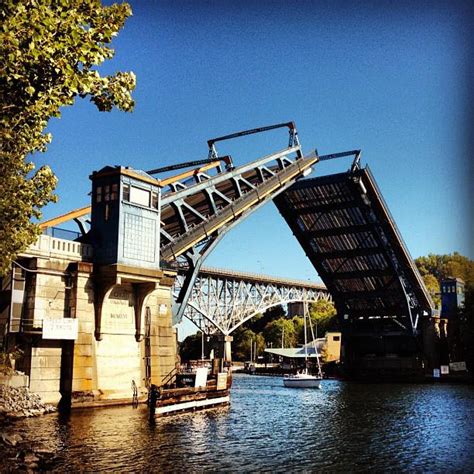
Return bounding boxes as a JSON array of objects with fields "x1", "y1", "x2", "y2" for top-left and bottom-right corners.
[{"x1": 4, "y1": 376, "x2": 474, "y2": 471}]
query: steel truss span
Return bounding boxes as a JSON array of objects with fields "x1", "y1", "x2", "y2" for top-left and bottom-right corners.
[
  {"x1": 174, "y1": 267, "x2": 330, "y2": 335},
  {"x1": 275, "y1": 166, "x2": 434, "y2": 335},
  {"x1": 161, "y1": 123, "x2": 318, "y2": 326}
]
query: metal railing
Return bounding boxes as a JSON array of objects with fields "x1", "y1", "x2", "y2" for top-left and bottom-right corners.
[
  {"x1": 160, "y1": 366, "x2": 179, "y2": 388},
  {"x1": 43, "y1": 227, "x2": 81, "y2": 241}
]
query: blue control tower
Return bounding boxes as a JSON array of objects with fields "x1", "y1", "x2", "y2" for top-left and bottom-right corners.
[
  {"x1": 89, "y1": 166, "x2": 161, "y2": 270},
  {"x1": 440, "y1": 277, "x2": 465, "y2": 319}
]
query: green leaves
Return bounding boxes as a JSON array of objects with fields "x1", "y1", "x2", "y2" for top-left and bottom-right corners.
[
  {"x1": 415, "y1": 253, "x2": 474, "y2": 291},
  {"x1": 263, "y1": 318, "x2": 297, "y2": 348},
  {"x1": 308, "y1": 300, "x2": 338, "y2": 335},
  {"x1": 422, "y1": 274, "x2": 441, "y2": 309},
  {"x1": 0, "y1": 0, "x2": 135, "y2": 275}
]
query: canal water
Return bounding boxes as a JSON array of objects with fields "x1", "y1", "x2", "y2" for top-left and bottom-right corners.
[{"x1": 4, "y1": 375, "x2": 474, "y2": 471}]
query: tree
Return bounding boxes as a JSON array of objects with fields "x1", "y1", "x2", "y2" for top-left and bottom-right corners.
[
  {"x1": 244, "y1": 312, "x2": 265, "y2": 334},
  {"x1": 422, "y1": 273, "x2": 441, "y2": 308},
  {"x1": 232, "y1": 327, "x2": 265, "y2": 361},
  {"x1": 262, "y1": 318, "x2": 296, "y2": 348},
  {"x1": 232, "y1": 327, "x2": 255, "y2": 361},
  {"x1": 179, "y1": 333, "x2": 203, "y2": 361},
  {"x1": 263, "y1": 304, "x2": 286, "y2": 322},
  {"x1": 309, "y1": 300, "x2": 338, "y2": 336},
  {"x1": 415, "y1": 253, "x2": 474, "y2": 290},
  {"x1": 0, "y1": 0, "x2": 136, "y2": 275},
  {"x1": 415, "y1": 254, "x2": 446, "y2": 280},
  {"x1": 292, "y1": 316, "x2": 305, "y2": 345}
]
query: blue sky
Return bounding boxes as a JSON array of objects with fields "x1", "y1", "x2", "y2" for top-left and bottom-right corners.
[{"x1": 38, "y1": 0, "x2": 473, "y2": 285}]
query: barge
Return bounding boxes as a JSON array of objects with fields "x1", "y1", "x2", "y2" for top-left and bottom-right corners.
[{"x1": 149, "y1": 360, "x2": 232, "y2": 417}]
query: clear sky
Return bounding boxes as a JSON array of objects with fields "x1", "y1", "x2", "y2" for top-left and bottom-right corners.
[{"x1": 38, "y1": 0, "x2": 473, "y2": 285}]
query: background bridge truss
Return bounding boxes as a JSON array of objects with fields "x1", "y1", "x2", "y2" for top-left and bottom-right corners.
[{"x1": 174, "y1": 267, "x2": 331, "y2": 335}]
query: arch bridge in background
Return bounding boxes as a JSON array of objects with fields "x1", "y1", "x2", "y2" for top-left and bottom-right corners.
[{"x1": 174, "y1": 266, "x2": 331, "y2": 335}]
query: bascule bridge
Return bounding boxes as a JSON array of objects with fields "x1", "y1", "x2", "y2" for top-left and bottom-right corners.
[{"x1": 0, "y1": 122, "x2": 436, "y2": 405}]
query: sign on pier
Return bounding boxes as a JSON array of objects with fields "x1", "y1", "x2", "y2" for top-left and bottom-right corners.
[{"x1": 43, "y1": 318, "x2": 79, "y2": 340}]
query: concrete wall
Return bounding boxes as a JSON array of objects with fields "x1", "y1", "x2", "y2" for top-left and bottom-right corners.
[
  {"x1": 71, "y1": 265, "x2": 95, "y2": 396},
  {"x1": 29, "y1": 345, "x2": 62, "y2": 404},
  {"x1": 8, "y1": 250, "x2": 178, "y2": 407},
  {"x1": 95, "y1": 283, "x2": 142, "y2": 399},
  {"x1": 20, "y1": 258, "x2": 70, "y2": 403},
  {"x1": 145, "y1": 288, "x2": 176, "y2": 387}
]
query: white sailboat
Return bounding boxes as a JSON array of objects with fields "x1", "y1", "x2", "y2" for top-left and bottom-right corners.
[
  {"x1": 283, "y1": 302, "x2": 322, "y2": 389},
  {"x1": 283, "y1": 370, "x2": 321, "y2": 388}
]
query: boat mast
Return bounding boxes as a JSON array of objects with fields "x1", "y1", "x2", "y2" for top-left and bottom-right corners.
[
  {"x1": 303, "y1": 302, "x2": 308, "y2": 370},
  {"x1": 307, "y1": 305, "x2": 323, "y2": 378}
]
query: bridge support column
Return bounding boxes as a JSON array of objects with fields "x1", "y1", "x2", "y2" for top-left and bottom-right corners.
[{"x1": 223, "y1": 335, "x2": 233, "y2": 363}]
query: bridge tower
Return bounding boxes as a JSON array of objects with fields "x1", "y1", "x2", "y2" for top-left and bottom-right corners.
[
  {"x1": 441, "y1": 277, "x2": 465, "y2": 319},
  {"x1": 89, "y1": 165, "x2": 161, "y2": 269},
  {"x1": 87, "y1": 166, "x2": 177, "y2": 397}
]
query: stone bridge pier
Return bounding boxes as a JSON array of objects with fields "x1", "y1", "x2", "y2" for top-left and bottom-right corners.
[{"x1": 1, "y1": 241, "x2": 179, "y2": 407}]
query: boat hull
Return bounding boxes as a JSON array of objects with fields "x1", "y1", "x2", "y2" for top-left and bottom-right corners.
[
  {"x1": 156, "y1": 394, "x2": 230, "y2": 415},
  {"x1": 283, "y1": 377, "x2": 321, "y2": 388},
  {"x1": 150, "y1": 373, "x2": 232, "y2": 417}
]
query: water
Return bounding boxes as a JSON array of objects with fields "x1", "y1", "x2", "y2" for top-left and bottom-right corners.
[{"x1": 4, "y1": 375, "x2": 474, "y2": 471}]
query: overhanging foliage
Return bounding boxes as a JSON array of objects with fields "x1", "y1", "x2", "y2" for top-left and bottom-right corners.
[{"x1": 0, "y1": 0, "x2": 135, "y2": 275}]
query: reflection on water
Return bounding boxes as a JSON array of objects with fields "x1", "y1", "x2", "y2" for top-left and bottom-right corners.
[{"x1": 5, "y1": 376, "x2": 474, "y2": 471}]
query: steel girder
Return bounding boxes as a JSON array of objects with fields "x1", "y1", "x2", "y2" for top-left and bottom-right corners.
[
  {"x1": 274, "y1": 166, "x2": 434, "y2": 335},
  {"x1": 161, "y1": 145, "x2": 318, "y2": 325},
  {"x1": 173, "y1": 267, "x2": 331, "y2": 335}
]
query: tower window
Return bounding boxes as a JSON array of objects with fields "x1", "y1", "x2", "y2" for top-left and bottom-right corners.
[
  {"x1": 111, "y1": 183, "x2": 118, "y2": 200},
  {"x1": 123, "y1": 184, "x2": 130, "y2": 201},
  {"x1": 130, "y1": 186, "x2": 151, "y2": 207}
]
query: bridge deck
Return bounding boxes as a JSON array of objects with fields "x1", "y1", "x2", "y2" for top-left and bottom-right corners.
[
  {"x1": 275, "y1": 166, "x2": 433, "y2": 323},
  {"x1": 198, "y1": 266, "x2": 326, "y2": 290},
  {"x1": 160, "y1": 148, "x2": 316, "y2": 261}
]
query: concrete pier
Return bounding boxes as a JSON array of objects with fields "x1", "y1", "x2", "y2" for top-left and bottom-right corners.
[{"x1": 0, "y1": 237, "x2": 179, "y2": 406}]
